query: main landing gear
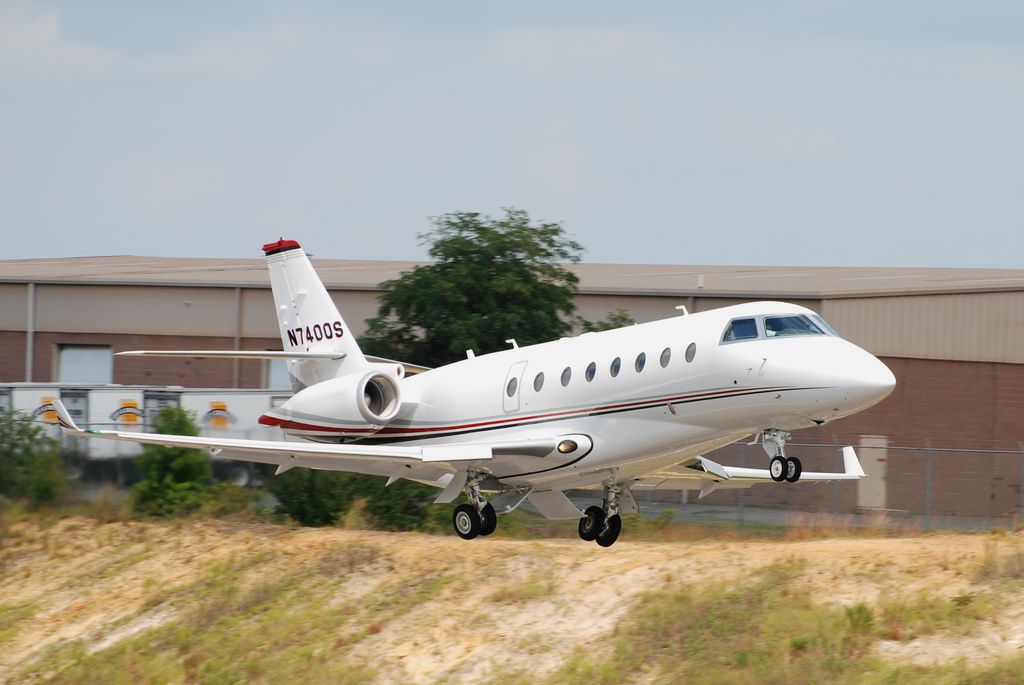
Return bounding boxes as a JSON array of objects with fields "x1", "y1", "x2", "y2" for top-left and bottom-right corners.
[
  {"x1": 578, "y1": 479, "x2": 623, "y2": 547},
  {"x1": 451, "y1": 473, "x2": 497, "y2": 540},
  {"x1": 763, "y1": 429, "x2": 802, "y2": 483}
]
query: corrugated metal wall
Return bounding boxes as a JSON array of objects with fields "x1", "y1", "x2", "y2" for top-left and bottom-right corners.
[
  {"x1": 6, "y1": 281, "x2": 1024, "y2": 364},
  {"x1": 821, "y1": 292, "x2": 1024, "y2": 364}
]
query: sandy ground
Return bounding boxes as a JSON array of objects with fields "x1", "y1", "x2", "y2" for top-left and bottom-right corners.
[{"x1": 2, "y1": 517, "x2": 1023, "y2": 683}]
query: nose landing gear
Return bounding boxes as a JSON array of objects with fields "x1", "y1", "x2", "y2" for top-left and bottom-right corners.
[{"x1": 762, "y1": 429, "x2": 803, "y2": 483}]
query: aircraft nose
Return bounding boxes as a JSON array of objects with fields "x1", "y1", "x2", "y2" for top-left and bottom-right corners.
[{"x1": 845, "y1": 351, "x2": 896, "y2": 409}]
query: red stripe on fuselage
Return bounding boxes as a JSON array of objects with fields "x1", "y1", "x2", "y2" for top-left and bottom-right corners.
[{"x1": 259, "y1": 385, "x2": 793, "y2": 437}]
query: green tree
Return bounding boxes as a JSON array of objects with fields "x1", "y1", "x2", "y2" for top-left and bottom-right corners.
[
  {"x1": 0, "y1": 410, "x2": 65, "y2": 506},
  {"x1": 360, "y1": 208, "x2": 584, "y2": 367},
  {"x1": 132, "y1": 407, "x2": 212, "y2": 517},
  {"x1": 580, "y1": 308, "x2": 636, "y2": 333}
]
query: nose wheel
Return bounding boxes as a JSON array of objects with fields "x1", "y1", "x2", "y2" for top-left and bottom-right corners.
[
  {"x1": 785, "y1": 456, "x2": 802, "y2": 483},
  {"x1": 769, "y1": 456, "x2": 803, "y2": 483},
  {"x1": 763, "y1": 429, "x2": 802, "y2": 483}
]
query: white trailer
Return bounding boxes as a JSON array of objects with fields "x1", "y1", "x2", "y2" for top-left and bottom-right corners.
[{"x1": 1, "y1": 384, "x2": 292, "y2": 460}]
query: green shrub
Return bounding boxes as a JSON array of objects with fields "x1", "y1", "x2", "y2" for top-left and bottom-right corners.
[
  {"x1": 132, "y1": 407, "x2": 212, "y2": 517},
  {"x1": 0, "y1": 410, "x2": 65, "y2": 506},
  {"x1": 846, "y1": 603, "x2": 875, "y2": 634},
  {"x1": 267, "y1": 470, "x2": 435, "y2": 530},
  {"x1": 266, "y1": 469, "x2": 355, "y2": 527}
]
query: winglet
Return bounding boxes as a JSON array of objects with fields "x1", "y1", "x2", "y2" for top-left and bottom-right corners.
[
  {"x1": 51, "y1": 399, "x2": 86, "y2": 434},
  {"x1": 842, "y1": 446, "x2": 866, "y2": 478},
  {"x1": 696, "y1": 456, "x2": 730, "y2": 481}
]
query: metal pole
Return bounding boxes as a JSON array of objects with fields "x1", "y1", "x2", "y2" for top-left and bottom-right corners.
[
  {"x1": 832, "y1": 434, "x2": 840, "y2": 515},
  {"x1": 232, "y1": 287, "x2": 242, "y2": 388},
  {"x1": 25, "y1": 283, "x2": 35, "y2": 381},
  {"x1": 738, "y1": 443, "x2": 746, "y2": 525},
  {"x1": 925, "y1": 439, "x2": 934, "y2": 531},
  {"x1": 1018, "y1": 442, "x2": 1024, "y2": 521}
]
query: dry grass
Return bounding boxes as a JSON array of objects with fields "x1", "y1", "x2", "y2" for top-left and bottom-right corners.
[{"x1": 3, "y1": 513, "x2": 1024, "y2": 684}]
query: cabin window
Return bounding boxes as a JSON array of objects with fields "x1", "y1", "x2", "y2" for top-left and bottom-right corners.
[
  {"x1": 561, "y1": 367, "x2": 572, "y2": 386},
  {"x1": 610, "y1": 357, "x2": 621, "y2": 377},
  {"x1": 764, "y1": 314, "x2": 825, "y2": 338},
  {"x1": 585, "y1": 362, "x2": 597, "y2": 382},
  {"x1": 506, "y1": 377, "x2": 518, "y2": 397},
  {"x1": 722, "y1": 318, "x2": 759, "y2": 342},
  {"x1": 635, "y1": 352, "x2": 646, "y2": 373},
  {"x1": 659, "y1": 347, "x2": 671, "y2": 367},
  {"x1": 685, "y1": 342, "x2": 697, "y2": 363},
  {"x1": 533, "y1": 372, "x2": 545, "y2": 391}
]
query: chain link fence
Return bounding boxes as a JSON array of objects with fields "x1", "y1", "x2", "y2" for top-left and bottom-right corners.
[{"x1": 636, "y1": 440, "x2": 1024, "y2": 532}]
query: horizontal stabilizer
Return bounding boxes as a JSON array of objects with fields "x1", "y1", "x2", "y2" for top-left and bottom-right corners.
[
  {"x1": 117, "y1": 350, "x2": 346, "y2": 360},
  {"x1": 365, "y1": 355, "x2": 431, "y2": 375}
]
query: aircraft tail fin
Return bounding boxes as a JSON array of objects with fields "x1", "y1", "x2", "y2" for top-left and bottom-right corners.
[{"x1": 263, "y1": 239, "x2": 367, "y2": 387}]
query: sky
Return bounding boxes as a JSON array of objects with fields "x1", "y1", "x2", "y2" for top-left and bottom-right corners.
[{"x1": 1, "y1": 2, "x2": 1022, "y2": 268}]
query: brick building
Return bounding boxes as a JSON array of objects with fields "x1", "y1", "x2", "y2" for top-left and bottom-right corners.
[{"x1": 1, "y1": 256, "x2": 1022, "y2": 518}]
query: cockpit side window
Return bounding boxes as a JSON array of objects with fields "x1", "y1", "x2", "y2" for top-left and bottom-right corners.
[
  {"x1": 722, "y1": 318, "x2": 759, "y2": 342},
  {"x1": 763, "y1": 314, "x2": 825, "y2": 337}
]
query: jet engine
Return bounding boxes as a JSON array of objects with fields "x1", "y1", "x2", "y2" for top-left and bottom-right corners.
[{"x1": 279, "y1": 366, "x2": 403, "y2": 431}]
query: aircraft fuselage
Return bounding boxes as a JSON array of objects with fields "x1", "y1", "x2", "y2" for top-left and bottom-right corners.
[{"x1": 265, "y1": 300, "x2": 895, "y2": 490}]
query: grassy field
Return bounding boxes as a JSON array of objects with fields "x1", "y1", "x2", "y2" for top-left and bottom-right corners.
[{"x1": 3, "y1": 508, "x2": 1024, "y2": 684}]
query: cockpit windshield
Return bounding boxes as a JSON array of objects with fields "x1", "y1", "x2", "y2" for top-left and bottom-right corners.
[
  {"x1": 764, "y1": 315, "x2": 825, "y2": 337},
  {"x1": 721, "y1": 313, "x2": 837, "y2": 344}
]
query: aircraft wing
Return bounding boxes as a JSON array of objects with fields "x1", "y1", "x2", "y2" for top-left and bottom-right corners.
[
  {"x1": 629, "y1": 448, "x2": 865, "y2": 500},
  {"x1": 50, "y1": 399, "x2": 486, "y2": 478}
]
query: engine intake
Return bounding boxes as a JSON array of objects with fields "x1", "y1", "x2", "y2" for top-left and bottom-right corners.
[{"x1": 358, "y1": 372, "x2": 401, "y2": 424}]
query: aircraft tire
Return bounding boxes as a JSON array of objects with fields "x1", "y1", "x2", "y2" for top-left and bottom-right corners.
[
  {"x1": 453, "y1": 503, "x2": 481, "y2": 540},
  {"x1": 784, "y1": 457, "x2": 803, "y2": 483},
  {"x1": 596, "y1": 514, "x2": 622, "y2": 548},
  {"x1": 578, "y1": 506, "x2": 605, "y2": 541},
  {"x1": 479, "y1": 503, "x2": 497, "y2": 536},
  {"x1": 769, "y1": 456, "x2": 787, "y2": 482}
]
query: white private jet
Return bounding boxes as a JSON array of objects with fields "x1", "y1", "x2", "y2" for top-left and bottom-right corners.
[{"x1": 53, "y1": 239, "x2": 895, "y2": 547}]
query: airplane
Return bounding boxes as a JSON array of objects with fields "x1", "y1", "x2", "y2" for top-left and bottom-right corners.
[{"x1": 52, "y1": 238, "x2": 896, "y2": 547}]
